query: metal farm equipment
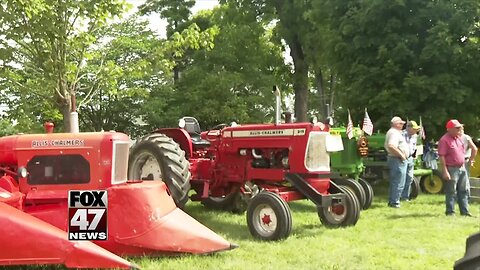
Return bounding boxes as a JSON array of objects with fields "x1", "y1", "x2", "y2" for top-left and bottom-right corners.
[
  {"x1": 329, "y1": 127, "x2": 374, "y2": 209},
  {"x1": 129, "y1": 91, "x2": 362, "y2": 241},
  {"x1": 0, "y1": 123, "x2": 234, "y2": 269}
]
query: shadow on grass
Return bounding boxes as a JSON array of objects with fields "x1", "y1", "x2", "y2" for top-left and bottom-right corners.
[
  {"x1": 184, "y1": 201, "x2": 329, "y2": 241},
  {"x1": 386, "y1": 212, "x2": 439, "y2": 219},
  {"x1": 288, "y1": 201, "x2": 316, "y2": 213},
  {"x1": 183, "y1": 204, "x2": 251, "y2": 241}
]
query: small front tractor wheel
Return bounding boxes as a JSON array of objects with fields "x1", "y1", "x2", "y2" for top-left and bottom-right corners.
[
  {"x1": 246, "y1": 191, "x2": 292, "y2": 241},
  {"x1": 128, "y1": 133, "x2": 191, "y2": 208},
  {"x1": 332, "y1": 178, "x2": 366, "y2": 210},
  {"x1": 409, "y1": 176, "x2": 421, "y2": 200},
  {"x1": 202, "y1": 187, "x2": 247, "y2": 214},
  {"x1": 318, "y1": 185, "x2": 361, "y2": 228},
  {"x1": 420, "y1": 170, "x2": 444, "y2": 194},
  {"x1": 358, "y1": 178, "x2": 374, "y2": 210}
]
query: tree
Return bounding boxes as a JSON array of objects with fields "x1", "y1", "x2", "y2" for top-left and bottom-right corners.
[
  {"x1": 219, "y1": 0, "x2": 340, "y2": 122},
  {"x1": 74, "y1": 16, "x2": 218, "y2": 137},
  {"x1": 139, "y1": 0, "x2": 195, "y2": 83},
  {"x1": 314, "y1": 0, "x2": 480, "y2": 137},
  {"x1": 139, "y1": 0, "x2": 195, "y2": 37},
  {"x1": 75, "y1": 17, "x2": 157, "y2": 137},
  {"x1": 0, "y1": 0, "x2": 127, "y2": 132},
  {"x1": 167, "y1": 6, "x2": 289, "y2": 128}
]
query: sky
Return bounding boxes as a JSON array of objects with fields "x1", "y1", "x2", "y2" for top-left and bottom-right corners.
[{"x1": 126, "y1": 0, "x2": 219, "y2": 37}]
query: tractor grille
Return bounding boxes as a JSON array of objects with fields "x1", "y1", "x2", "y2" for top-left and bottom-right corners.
[
  {"x1": 111, "y1": 141, "x2": 129, "y2": 184},
  {"x1": 305, "y1": 132, "x2": 330, "y2": 172}
]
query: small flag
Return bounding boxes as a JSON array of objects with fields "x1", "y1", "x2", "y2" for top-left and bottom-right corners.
[
  {"x1": 346, "y1": 110, "x2": 354, "y2": 139},
  {"x1": 419, "y1": 116, "x2": 426, "y2": 140},
  {"x1": 362, "y1": 108, "x2": 374, "y2": 136}
]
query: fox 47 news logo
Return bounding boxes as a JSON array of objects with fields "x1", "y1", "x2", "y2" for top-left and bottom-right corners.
[{"x1": 68, "y1": 190, "x2": 108, "y2": 241}]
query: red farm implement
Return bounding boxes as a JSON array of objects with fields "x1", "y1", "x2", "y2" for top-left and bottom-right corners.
[{"x1": 0, "y1": 124, "x2": 235, "y2": 269}]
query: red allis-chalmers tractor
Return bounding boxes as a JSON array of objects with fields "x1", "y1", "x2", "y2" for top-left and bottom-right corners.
[
  {"x1": 129, "y1": 92, "x2": 361, "y2": 241},
  {"x1": 0, "y1": 124, "x2": 235, "y2": 269}
]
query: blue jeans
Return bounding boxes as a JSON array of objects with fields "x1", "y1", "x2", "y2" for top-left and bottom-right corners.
[
  {"x1": 388, "y1": 156, "x2": 408, "y2": 205},
  {"x1": 445, "y1": 166, "x2": 469, "y2": 215},
  {"x1": 465, "y1": 160, "x2": 471, "y2": 198},
  {"x1": 401, "y1": 157, "x2": 414, "y2": 200}
]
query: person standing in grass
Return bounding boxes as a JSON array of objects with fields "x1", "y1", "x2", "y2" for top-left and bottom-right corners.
[
  {"x1": 459, "y1": 126, "x2": 477, "y2": 178},
  {"x1": 438, "y1": 119, "x2": 472, "y2": 217},
  {"x1": 459, "y1": 126, "x2": 477, "y2": 200},
  {"x1": 385, "y1": 116, "x2": 408, "y2": 208},
  {"x1": 401, "y1": 120, "x2": 421, "y2": 201}
]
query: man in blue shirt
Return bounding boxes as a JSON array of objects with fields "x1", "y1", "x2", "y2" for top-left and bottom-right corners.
[{"x1": 401, "y1": 120, "x2": 420, "y2": 200}]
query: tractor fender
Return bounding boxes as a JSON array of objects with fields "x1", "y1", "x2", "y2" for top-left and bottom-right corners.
[{"x1": 153, "y1": 128, "x2": 193, "y2": 158}]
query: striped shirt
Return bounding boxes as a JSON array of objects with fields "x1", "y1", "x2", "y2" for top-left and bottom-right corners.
[{"x1": 403, "y1": 131, "x2": 418, "y2": 158}]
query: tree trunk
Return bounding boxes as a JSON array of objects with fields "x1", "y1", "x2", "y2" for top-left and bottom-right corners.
[
  {"x1": 329, "y1": 73, "x2": 336, "y2": 114},
  {"x1": 315, "y1": 67, "x2": 326, "y2": 119},
  {"x1": 289, "y1": 37, "x2": 309, "y2": 122},
  {"x1": 61, "y1": 100, "x2": 72, "y2": 132},
  {"x1": 57, "y1": 92, "x2": 72, "y2": 132}
]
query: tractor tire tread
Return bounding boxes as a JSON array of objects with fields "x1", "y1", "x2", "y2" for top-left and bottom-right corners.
[
  {"x1": 128, "y1": 133, "x2": 191, "y2": 208},
  {"x1": 246, "y1": 191, "x2": 292, "y2": 241},
  {"x1": 358, "y1": 178, "x2": 374, "y2": 210}
]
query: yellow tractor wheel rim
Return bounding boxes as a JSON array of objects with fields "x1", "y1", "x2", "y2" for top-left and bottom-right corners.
[{"x1": 424, "y1": 175, "x2": 443, "y2": 194}]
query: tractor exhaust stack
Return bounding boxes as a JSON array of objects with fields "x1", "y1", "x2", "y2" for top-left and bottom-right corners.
[
  {"x1": 274, "y1": 85, "x2": 281, "y2": 125},
  {"x1": 70, "y1": 112, "x2": 80, "y2": 133},
  {"x1": 70, "y1": 93, "x2": 80, "y2": 133}
]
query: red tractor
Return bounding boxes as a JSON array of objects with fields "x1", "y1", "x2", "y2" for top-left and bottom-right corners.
[
  {"x1": 0, "y1": 123, "x2": 234, "y2": 269},
  {"x1": 129, "y1": 112, "x2": 362, "y2": 241}
]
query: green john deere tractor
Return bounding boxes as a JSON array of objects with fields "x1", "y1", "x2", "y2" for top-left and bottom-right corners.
[
  {"x1": 363, "y1": 133, "x2": 444, "y2": 195},
  {"x1": 329, "y1": 127, "x2": 374, "y2": 209},
  {"x1": 330, "y1": 127, "x2": 438, "y2": 202}
]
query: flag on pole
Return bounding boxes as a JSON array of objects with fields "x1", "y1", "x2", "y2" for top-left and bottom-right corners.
[
  {"x1": 346, "y1": 109, "x2": 354, "y2": 139},
  {"x1": 419, "y1": 116, "x2": 426, "y2": 140},
  {"x1": 362, "y1": 108, "x2": 374, "y2": 136}
]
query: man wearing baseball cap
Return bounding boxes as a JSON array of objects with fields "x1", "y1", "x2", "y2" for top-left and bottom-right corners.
[
  {"x1": 437, "y1": 119, "x2": 472, "y2": 216},
  {"x1": 384, "y1": 116, "x2": 409, "y2": 208},
  {"x1": 401, "y1": 120, "x2": 421, "y2": 201}
]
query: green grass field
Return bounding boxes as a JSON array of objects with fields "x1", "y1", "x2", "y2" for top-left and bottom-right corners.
[
  {"x1": 137, "y1": 184, "x2": 479, "y2": 270},
  {"x1": 2, "y1": 183, "x2": 479, "y2": 270}
]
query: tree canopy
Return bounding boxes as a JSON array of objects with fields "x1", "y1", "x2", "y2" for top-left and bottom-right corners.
[
  {"x1": 0, "y1": 0, "x2": 478, "y2": 139},
  {"x1": 314, "y1": 0, "x2": 480, "y2": 137}
]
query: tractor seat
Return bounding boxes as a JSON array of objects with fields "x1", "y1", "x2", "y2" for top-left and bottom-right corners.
[
  {"x1": 191, "y1": 135, "x2": 211, "y2": 148},
  {"x1": 179, "y1": 117, "x2": 211, "y2": 148}
]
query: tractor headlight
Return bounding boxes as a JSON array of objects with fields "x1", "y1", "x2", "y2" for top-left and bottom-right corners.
[
  {"x1": 281, "y1": 156, "x2": 289, "y2": 169},
  {"x1": 18, "y1": 167, "x2": 28, "y2": 178}
]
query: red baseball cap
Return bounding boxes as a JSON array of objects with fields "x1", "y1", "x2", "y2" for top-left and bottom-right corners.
[{"x1": 446, "y1": 119, "x2": 463, "y2": 129}]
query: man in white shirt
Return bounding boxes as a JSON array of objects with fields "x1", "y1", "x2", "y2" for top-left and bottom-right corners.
[
  {"x1": 401, "y1": 121, "x2": 420, "y2": 201},
  {"x1": 459, "y1": 126, "x2": 477, "y2": 201},
  {"x1": 384, "y1": 116, "x2": 409, "y2": 208},
  {"x1": 460, "y1": 126, "x2": 477, "y2": 177}
]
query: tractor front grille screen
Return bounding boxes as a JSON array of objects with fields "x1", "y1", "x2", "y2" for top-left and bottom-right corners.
[
  {"x1": 305, "y1": 132, "x2": 330, "y2": 172},
  {"x1": 27, "y1": 155, "x2": 90, "y2": 185},
  {"x1": 111, "y1": 141, "x2": 129, "y2": 184}
]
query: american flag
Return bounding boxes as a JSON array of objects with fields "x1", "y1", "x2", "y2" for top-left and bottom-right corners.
[
  {"x1": 346, "y1": 110, "x2": 354, "y2": 139},
  {"x1": 362, "y1": 109, "x2": 373, "y2": 136},
  {"x1": 419, "y1": 116, "x2": 426, "y2": 140}
]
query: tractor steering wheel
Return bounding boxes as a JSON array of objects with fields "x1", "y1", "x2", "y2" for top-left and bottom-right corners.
[{"x1": 211, "y1": 123, "x2": 228, "y2": 130}]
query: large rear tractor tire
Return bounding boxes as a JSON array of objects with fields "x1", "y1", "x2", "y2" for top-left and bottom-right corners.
[
  {"x1": 332, "y1": 178, "x2": 366, "y2": 210},
  {"x1": 246, "y1": 191, "x2": 292, "y2": 241},
  {"x1": 420, "y1": 170, "x2": 444, "y2": 194},
  {"x1": 128, "y1": 133, "x2": 191, "y2": 208},
  {"x1": 318, "y1": 186, "x2": 361, "y2": 227},
  {"x1": 358, "y1": 178, "x2": 374, "y2": 210},
  {"x1": 409, "y1": 176, "x2": 421, "y2": 200}
]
